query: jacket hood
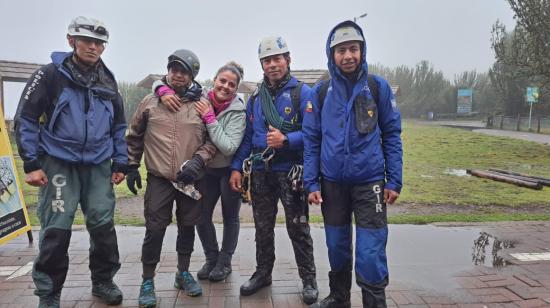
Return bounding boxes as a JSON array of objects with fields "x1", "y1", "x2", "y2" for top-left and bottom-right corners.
[
  {"x1": 326, "y1": 20, "x2": 368, "y2": 80},
  {"x1": 50, "y1": 51, "x2": 118, "y2": 93}
]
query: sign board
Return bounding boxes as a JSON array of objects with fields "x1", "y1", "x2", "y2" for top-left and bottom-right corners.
[
  {"x1": 526, "y1": 87, "x2": 539, "y2": 104},
  {"x1": 457, "y1": 89, "x2": 473, "y2": 114},
  {"x1": 0, "y1": 107, "x2": 31, "y2": 244}
]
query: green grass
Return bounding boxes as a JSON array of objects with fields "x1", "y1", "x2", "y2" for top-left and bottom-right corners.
[
  {"x1": 400, "y1": 121, "x2": 550, "y2": 206},
  {"x1": 11, "y1": 120, "x2": 550, "y2": 226}
]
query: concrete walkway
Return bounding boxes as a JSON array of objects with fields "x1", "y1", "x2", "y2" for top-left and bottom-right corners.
[{"x1": 1, "y1": 222, "x2": 550, "y2": 307}]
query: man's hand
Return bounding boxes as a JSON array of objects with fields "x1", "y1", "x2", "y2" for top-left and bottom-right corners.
[
  {"x1": 160, "y1": 94, "x2": 182, "y2": 113},
  {"x1": 308, "y1": 191, "x2": 323, "y2": 205},
  {"x1": 267, "y1": 125, "x2": 285, "y2": 149},
  {"x1": 112, "y1": 172, "x2": 125, "y2": 185},
  {"x1": 25, "y1": 169, "x2": 48, "y2": 187},
  {"x1": 126, "y1": 168, "x2": 142, "y2": 194},
  {"x1": 229, "y1": 170, "x2": 242, "y2": 192},
  {"x1": 176, "y1": 155, "x2": 204, "y2": 184},
  {"x1": 384, "y1": 189, "x2": 400, "y2": 205}
]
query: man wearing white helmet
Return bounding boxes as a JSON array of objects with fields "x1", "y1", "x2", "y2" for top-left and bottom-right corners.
[
  {"x1": 15, "y1": 16, "x2": 127, "y2": 307},
  {"x1": 304, "y1": 21, "x2": 403, "y2": 308},
  {"x1": 228, "y1": 36, "x2": 318, "y2": 304}
]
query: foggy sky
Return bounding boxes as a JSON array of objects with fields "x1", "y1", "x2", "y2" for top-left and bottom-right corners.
[{"x1": 0, "y1": 0, "x2": 515, "y2": 118}]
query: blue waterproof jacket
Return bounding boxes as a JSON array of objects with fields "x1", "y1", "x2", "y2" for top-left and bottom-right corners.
[
  {"x1": 303, "y1": 21, "x2": 403, "y2": 193},
  {"x1": 231, "y1": 77, "x2": 311, "y2": 173},
  {"x1": 15, "y1": 52, "x2": 128, "y2": 173}
]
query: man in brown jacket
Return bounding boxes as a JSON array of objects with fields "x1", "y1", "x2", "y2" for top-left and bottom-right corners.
[{"x1": 125, "y1": 49, "x2": 216, "y2": 308}]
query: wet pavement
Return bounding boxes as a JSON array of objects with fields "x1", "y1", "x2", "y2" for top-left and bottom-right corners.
[{"x1": 1, "y1": 222, "x2": 550, "y2": 307}]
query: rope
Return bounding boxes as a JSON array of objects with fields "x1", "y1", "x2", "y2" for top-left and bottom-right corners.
[{"x1": 259, "y1": 83, "x2": 301, "y2": 133}]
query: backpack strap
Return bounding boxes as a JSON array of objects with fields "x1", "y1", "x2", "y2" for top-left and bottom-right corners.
[
  {"x1": 367, "y1": 74, "x2": 379, "y2": 104},
  {"x1": 318, "y1": 74, "x2": 380, "y2": 111},
  {"x1": 290, "y1": 81, "x2": 304, "y2": 121},
  {"x1": 249, "y1": 87, "x2": 259, "y2": 125}
]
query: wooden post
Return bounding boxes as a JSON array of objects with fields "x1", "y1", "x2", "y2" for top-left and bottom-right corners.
[
  {"x1": 499, "y1": 115, "x2": 504, "y2": 129},
  {"x1": 0, "y1": 77, "x2": 4, "y2": 114},
  {"x1": 467, "y1": 169, "x2": 542, "y2": 190},
  {"x1": 516, "y1": 113, "x2": 521, "y2": 131},
  {"x1": 537, "y1": 117, "x2": 541, "y2": 133}
]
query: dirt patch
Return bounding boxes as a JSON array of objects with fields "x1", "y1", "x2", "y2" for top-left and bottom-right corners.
[{"x1": 115, "y1": 196, "x2": 550, "y2": 224}]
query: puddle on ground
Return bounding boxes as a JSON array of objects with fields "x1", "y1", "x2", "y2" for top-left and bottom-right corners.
[
  {"x1": 386, "y1": 225, "x2": 514, "y2": 293},
  {"x1": 472, "y1": 232, "x2": 515, "y2": 268},
  {"x1": 443, "y1": 168, "x2": 470, "y2": 177}
]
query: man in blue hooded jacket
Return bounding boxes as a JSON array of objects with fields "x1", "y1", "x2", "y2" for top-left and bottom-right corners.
[
  {"x1": 303, "y1": 21, "x2": 403, "y2": 308},
  {"x1": 228, "y1": 36, "x2": 318, "y2": 304},
  {"x1": 15, "y1": 16, "x2": 127, "y2": 307}
]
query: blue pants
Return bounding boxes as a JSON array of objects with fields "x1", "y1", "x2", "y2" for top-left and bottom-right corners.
[{"x1": 321, "y1": 179, "x2": 388, "y2": 307}]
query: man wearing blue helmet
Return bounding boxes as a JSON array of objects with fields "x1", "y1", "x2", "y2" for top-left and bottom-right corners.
[{"x1": 304, "y1": 21, "x2": 403, "y2": 308}]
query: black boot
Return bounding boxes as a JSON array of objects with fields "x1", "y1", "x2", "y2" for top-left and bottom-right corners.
[
  {"x1": 309, "y1": 271, "x2": 351, "y2": 308},
  {"x1": 209, "y1": 253, "x2": 232, "y2": 282},
  {"x1": 302, "y1": 278, "x2": 319, "y2": 305},
  {"x1": 240, "y1": 271, "x2": 272, "y2": 296},
  {"x1": 197, "y1": 252, "x2": 217, "y2": 280},
  {"x1": 359, "y1": 278, "x2": 389, "y2": 308},
  {"x1": 196, "y1": 260, "x2": 216, "y2": 280},
  {"x1": 92, "y1": 280, "x2": 123, "y2": 305}
]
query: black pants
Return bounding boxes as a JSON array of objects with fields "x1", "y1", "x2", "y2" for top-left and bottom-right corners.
[
  {"x1": 141, "y1": 173, "x2": 205, "y2": 275},
  {"x1": 250, "y1": 170, "x2": 316, "y2": 280},
  {"x1": 196, "y1": 167, "x2": 241, "y2": 262}
]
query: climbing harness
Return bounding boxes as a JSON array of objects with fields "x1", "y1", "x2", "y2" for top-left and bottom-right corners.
[
  {"x1": 240, "y1": 147, "x2": 276, "y2": 203},
  {"x1": 287, "y1": 164, "x2": 304, "y2": 192}
]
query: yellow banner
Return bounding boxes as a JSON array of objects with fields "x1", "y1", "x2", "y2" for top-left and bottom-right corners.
[{"x1": 0, "y1": 107, "x2": 32, "y2": 245}]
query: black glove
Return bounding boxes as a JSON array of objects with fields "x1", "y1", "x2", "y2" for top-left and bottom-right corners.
[
  {"x1": 126, "y1": 167, "x2": 142, "y2": 195},
  {"x1": 176, "y1": 155, "x2": 204, "y2": 184}
]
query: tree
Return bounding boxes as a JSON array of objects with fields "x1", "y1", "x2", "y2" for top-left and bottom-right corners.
[
  {"x1": 118, "y1": 82, "x2": 149, "y2": 123},
  {"x1": 492, "y1": 0, "x2": 550, "y2": 107}
]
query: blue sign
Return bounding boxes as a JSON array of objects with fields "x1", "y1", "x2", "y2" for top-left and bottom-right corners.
[
  {"x1": 526, "y1": 87, "x2": 539, "y2": 103},
  {"x1": 457, "y1": 89, "x2": 473, "y2": 114}
]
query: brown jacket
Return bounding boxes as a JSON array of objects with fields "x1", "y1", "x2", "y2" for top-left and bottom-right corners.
[{"x1": 126, "y1": 94, "x2": 216, "y2": 181}]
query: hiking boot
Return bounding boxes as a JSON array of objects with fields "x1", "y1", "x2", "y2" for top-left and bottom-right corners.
[
  {"x1": 209, "y1": 255, "x2": 232, "y2": 282},
  {"x1": 92, "y1": 280, "x2": 123, "y2": 305},
  {"x1": 196, "y1": 260, "x2": 216, "y2": 280},
  {"x1": 174, "y1": 271, "x2": 202, "y2": 297},
  {"x1": 309, "y1": 294, "x2": 351, "y2": 308},
  {"x1": 240, "y1": 271, "x2": 272, "y2": 296},
  {"x1": 38, "y1": 290, "x2": 61, "y2": 308},
  {"x1": 310, "y1": 271, "x2": 351, "y2": 308},
  {"x1": 302, "y1": 278, "x2": 319, "y2": 305},
  {"x1": 138, "y1": 279, "x2": 157, "y2": 308}
]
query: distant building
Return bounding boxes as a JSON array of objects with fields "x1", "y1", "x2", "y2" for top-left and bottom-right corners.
[
  {"x1": 136, "y1": 69, "x2": 399, "y2": 104},
  {"x1": 0, "y1": 60, "x2": 44, "y2": 115}
]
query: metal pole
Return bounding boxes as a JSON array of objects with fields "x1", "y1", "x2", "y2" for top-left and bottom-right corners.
[{"x1": 529, "y1": 103, "x2": 533, "y2": 131}]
